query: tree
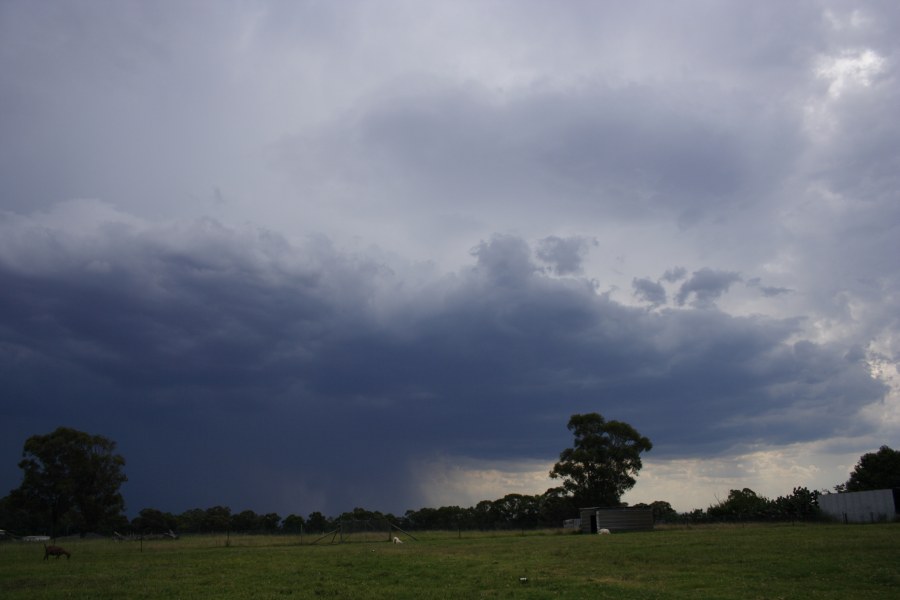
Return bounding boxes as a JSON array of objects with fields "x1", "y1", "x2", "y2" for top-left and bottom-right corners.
[
  {"x1": 839, "y1": 446, "x2": 900, "y2": 492},
  {"x1": 472, "y1": 500, "x2": 500, "y2": 530},
  {"x1": 538, "y1": 486, "x2": 578, "y2": 526},
  {"x1": 707, "y1": 488, "x2": 772, "y2": 521},
  {"x1": 634, "y1": 500, "x2": 678, "y2": 523},
  {"x1": 306, "y1": 511, "x2": 331, "y2": 533},
  {"x1": 260, "y1": 512, "x2": 282, "y2": 532},
  {"x1": 0, "y1": 492, "x2": 44, "y2": 534},
  {"x1": 549, "y1": 413, "x2": 652, "y2": 507},
  {"x1": 772, "y1": 487, "x2": 821, "y2": 521},
  {"x1": 177, "y1": 508, "x2": 207, "y2": 533},
  {"x1": 282, "y1": 514, "x2": 305, "y2": 533},
  {"x1": 203, "y1": 506, "x2": 232, "y2": 531},
  {"x1": 13, "y1": 427, "x2": 127, "y2": 536},
  {"x1": 231, "y1": 509, "x2": 261, "y2": 532},
  {"x1": 491, "y1": 493, "x2": 541, "y2": 529},
  {"x1": 132, "y1": 508, "x2": 178, "y2": 534}
]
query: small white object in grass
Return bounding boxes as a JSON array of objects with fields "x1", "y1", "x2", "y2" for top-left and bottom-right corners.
[
  {"x1": 598, "y1": 528, "x2": 611, "y2": 535},
  {"x1": 392, "y1": 536, "x2": 403, "y2": 544},
  {"x1": 519, "y1": 577, "x2": 528, "y2": 583}
]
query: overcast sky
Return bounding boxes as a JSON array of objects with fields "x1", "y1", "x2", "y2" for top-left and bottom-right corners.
[{"x1": 2, "y1": 0, "x2": 898, "y2": 518}]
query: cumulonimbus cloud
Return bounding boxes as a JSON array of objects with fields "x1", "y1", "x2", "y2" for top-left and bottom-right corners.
[{"x1": 0, "y1": 205, "x2": 888, "y2": 512}]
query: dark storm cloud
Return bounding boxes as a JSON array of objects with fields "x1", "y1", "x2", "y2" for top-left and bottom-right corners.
[
  {"x1": 675, "y1": 268, "x2": 743, "y2": 308},
  {"x1": 632, "y1": 278, "x2": 667, "y2": 307},
  {"x1": 0, "y1": 211, "x2": 888, "y2": 514}
]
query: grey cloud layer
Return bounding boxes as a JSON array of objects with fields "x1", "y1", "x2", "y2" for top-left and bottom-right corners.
[{"x1": 278, "y1": 81, "x2": 797, "y2": 228}]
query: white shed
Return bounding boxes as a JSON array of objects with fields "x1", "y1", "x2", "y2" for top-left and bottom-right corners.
[
  {"x1": 578, "y1": 507, "x2": 654, "y2": 533},
  {"x1": 818, "y1": 489, "x2": 899, "y2": 523}
]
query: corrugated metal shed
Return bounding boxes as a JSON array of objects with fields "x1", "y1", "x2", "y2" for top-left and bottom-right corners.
[
  {"x1": 818, "y1": 489, "x2": 899, "y2": 523},
  {"x1": 579, "y1": 507, "x2": 654, "y2": 533}
]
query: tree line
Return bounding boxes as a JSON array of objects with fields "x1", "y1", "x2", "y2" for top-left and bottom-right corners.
[
  {"x1": 96, "y1": 484, "x2": 835, "y2": 536},
  {"x1": 2, "y1": 421, "x2": 898, "y2": 537}
]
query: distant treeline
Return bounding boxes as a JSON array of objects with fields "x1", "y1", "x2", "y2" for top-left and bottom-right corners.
[
  {"x1": 1, "y1": 486, "x2": 825, "y2": 538},
  {"x1": 136, "y1": 486, "x2": 824, "y2": 535},
  {"x1": 128, "y1": 491, "x2": 585, "y2": 536},
  {"x1": 680, "y1": 486, "x2": 824, "y2": 524}
]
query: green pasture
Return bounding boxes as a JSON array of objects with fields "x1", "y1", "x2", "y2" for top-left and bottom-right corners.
[{"x1": 2, "y1": 524, "x2": 898, "y2": 599}]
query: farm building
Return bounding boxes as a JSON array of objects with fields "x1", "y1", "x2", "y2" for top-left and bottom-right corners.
[
  {"x1": 579, "y1": 507, "x2": 654, "y2": 533},
  {"x1": 818, "y1": 489, "x2": 899, "y2": 523}
]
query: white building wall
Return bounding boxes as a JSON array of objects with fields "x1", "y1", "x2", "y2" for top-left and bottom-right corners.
[{"x1": 818, "y1": 489, "x2": 898, "y2": 523}]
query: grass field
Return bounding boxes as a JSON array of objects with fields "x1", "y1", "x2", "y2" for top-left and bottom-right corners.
[{"x1": 2, "y1": 523, "x2": 898, "y2": 599}]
